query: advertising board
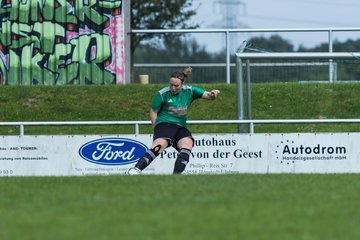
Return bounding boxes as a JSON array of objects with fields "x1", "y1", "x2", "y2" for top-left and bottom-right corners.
[{"x1": 0, "y1": 133, "x2": 358, "y2": 176}]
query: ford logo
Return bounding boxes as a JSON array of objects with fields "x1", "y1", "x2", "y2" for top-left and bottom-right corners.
[{"x1": 79, "y1": 138, "x2": 148, "y2": 165}]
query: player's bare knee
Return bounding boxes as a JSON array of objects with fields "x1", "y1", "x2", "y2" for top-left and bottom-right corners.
[
  {"x1": 177, "y1": 138, "x2": 193, "y2": 151},
  {"x1": 152, "y1": 139, "x2": 169, "y2": 153},
  {"x1": 150, "y1": 144, "x2": 162, "y2": 155}
]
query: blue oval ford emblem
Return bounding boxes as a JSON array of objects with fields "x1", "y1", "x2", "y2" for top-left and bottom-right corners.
[{"x1": 79, "y1": 138, "x2": 148, "y2": 165}]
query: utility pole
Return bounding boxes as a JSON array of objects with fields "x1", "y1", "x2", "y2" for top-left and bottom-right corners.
[
  {"x1": 214, "y1": 0, "x2": 246, "y2": 28},
  {"x1": 212, "y1": 0, "x2": 247, "y2": 51}
]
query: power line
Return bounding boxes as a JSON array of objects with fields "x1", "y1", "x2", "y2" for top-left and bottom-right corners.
[
  {"x1": 245, "y1": 14, "x2": 357, "y2": 27},
  {"x1": 272, "y1": 0, "x2": 360, "y2": 7}
]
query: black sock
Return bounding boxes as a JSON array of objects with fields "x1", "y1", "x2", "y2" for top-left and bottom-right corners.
[
  {"x1": 173, "y1": 148, "x2": 191, "y2": 174},
  {"x1": 135, "y1": 149, "x2": 158, "y2": 170}
]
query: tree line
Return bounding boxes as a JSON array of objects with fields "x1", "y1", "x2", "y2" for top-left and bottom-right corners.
[
  {"x1": 132, "y1": 35, "x2": 360, "y2": 83},
  {"x1": 131, "y1": 0, "x2": 360, "y2": 83}
]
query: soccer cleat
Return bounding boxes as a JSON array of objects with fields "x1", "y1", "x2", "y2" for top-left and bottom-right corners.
[{"x1": 126, "y1": 167, "x2": 142, "y2": 175}]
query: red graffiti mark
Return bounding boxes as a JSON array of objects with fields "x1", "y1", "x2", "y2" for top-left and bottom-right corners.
[
  {"x1": 11, "y1": 33, "x2": 18, "y2": 41},
  {"x1": 104, "y1": 21, "x2": 110, "y2": 29},
  {"x1": 103, "y1": 59, "x2": 111, "y2": 67},
  {"x1": 67, "y1": 23, "x2": 77, "y2": 31},
  {"x1": 56, "y1": 36, "x2": 62, "y2": 44},
  {"x1": 38, "y1": 13, "x2": 43, "y2": 23},
  {"x1": 112, "y1": 8, "x2": 121, "y2": 16}
]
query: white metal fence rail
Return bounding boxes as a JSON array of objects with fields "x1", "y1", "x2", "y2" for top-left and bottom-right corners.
[{"x1": 1, "y1": 119, "x2": 360, "y2": 136}]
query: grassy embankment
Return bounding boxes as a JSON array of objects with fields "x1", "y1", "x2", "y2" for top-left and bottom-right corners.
[{"x1": 0, "y1": 82, "x2": 359, "y2": 135}]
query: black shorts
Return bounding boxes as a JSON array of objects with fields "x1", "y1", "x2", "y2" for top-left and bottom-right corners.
[{"x1": 153, "y1": 122, "x2": 194, "y2": 151}]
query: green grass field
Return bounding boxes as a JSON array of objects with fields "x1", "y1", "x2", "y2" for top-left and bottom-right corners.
[{"x1": 1, "y1": 174, "x2": 360, "y2": 240}]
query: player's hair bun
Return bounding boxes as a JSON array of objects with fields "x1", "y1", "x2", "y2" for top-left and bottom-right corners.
[
  {"x1": 170, "y1": 67, "x2": 192, "y2": 82},
  {"x1": 182, "y1": 67, "x2": 192, "y2": 77}
]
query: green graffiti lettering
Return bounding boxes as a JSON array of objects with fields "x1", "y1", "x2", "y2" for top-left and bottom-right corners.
[
  {"x1": 8, "y1": 49, "x2": 20, "y2": 85},
  {"x1": 18, "y1": 0, "x2": 41, "y2": 23},
  {"x1": 33, "y1": 22, "x2": 65, "y2": 53},
  {"x1": 70, "y1": 33, "x2": 114, "y2": 84},
  {"x1": 31, "y1": 51, "x2": 58, "y2": 85},
  {"x1": 20, "y1": 42, "x2": 32, "y2": 85},
  {"x1": 1, "y1": 0, "x2": 122, "y2": 85},
  {"x1": 75, "y1": 0, "x2": 122, "y2": 30},
  {"x1": 53, "y1": 0, "x2": 78, "y2": 28},
  {"x1": 6, "y1": 0, "x2": 19, "y2": 23},
  {"x1": 8, "y1": 22, "x2": 65, "y2": 54},
  {"x1": 11, "y1": 22, "x2": 33, "y2": 49},
  {"x1": 7, "y1": 45, "x2": 57, "y2": 85},
  {"x1": 0, "y1": 21, "x2": 11, "y2": 48},
  {"x1": 48, "y1": 43, "x2": 79, "y2": 85},
  {"x1": 6, "y1": 0, "x2": 78, "y2": 28},
  {"x1": 8, "y1": 22, "x2": 40, "y2": 51},
  {"x1": 0, "y1": 57, "x2": 7, "y2": 84}
]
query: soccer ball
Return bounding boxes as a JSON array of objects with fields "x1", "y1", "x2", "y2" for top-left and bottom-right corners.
[{"x1": 125, "y1": 167, "x2": 142, "y2": 175}]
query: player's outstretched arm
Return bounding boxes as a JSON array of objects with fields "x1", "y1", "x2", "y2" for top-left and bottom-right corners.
[{"x1": 202, "y1": 89, "x2": 221, "y2": 100}]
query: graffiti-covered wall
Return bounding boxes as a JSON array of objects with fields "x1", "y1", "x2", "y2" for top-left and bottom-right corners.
[{"x1": 0, "y1": 0, "x2": 127, "y2": 85}]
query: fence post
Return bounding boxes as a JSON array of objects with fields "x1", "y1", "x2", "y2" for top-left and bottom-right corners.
[
  {"x1": 135, "y1": 123, "x2": 139, "y2": 135},
  {"x1": 226, "y1": 31, "x2": 231, "y2": 84},
  {"x1": 20, "y1": 124, "x2": 24, "y2": 136},
  {"x1": 246, "y1": 60, "x2": 252, "y2": 123},
  {"x1": 236, "y1": 56, "x2": 245, "y2": 133},
  {"x1": 328, "y1": 30, "x2": 334, "y2": 83}
]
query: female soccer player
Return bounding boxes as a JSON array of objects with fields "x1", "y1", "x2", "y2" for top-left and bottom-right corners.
[{"x1": 127, "y1": 67, "x2": 220, "y2": 175}]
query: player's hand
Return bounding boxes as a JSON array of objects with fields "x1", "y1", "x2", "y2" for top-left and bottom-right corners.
[{"x1": 210, "y1": 90, "x2": 220, "y2": 98}]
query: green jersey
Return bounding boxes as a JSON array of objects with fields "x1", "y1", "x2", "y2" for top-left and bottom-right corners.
[{"x1": 151, "y1": 85, "x2": 205, "y2": 127}]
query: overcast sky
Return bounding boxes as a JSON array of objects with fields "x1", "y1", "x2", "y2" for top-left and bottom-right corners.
[{"x1": 191, "y1": 0, "x2": 360, "y2": 52}]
